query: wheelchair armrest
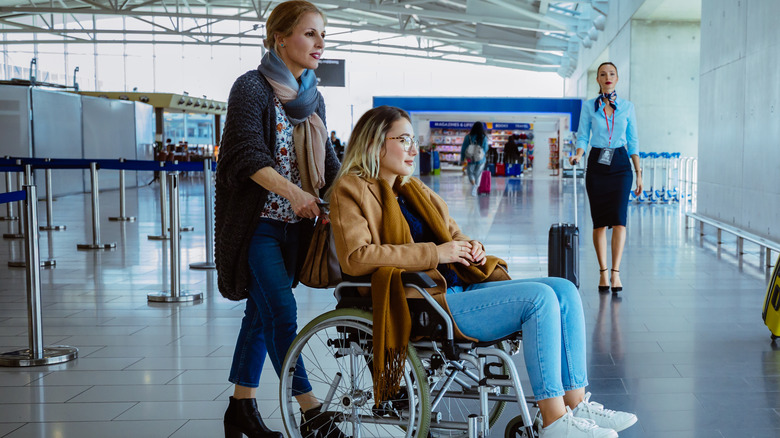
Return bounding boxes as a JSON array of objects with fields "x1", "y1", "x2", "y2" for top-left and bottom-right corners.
[
  {"x1": 340, "y1": 271, "x2": 436, "y2": 289},
  {"x1": 401, "y1": 272, "x2": 437, "y2": 289}
]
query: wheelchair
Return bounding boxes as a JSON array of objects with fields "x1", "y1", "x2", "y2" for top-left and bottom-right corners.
[{"x1": 279, "y1": 272, "x2": 541, "y2": 438}]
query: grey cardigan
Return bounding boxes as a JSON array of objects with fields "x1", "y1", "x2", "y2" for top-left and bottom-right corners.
[{"x1": 215, "y1": 68, "x2": 340, "y2": 301}]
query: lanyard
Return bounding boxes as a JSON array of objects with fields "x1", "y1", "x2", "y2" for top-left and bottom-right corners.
[{"x1": 603, "y1": 106, "x2": 615, "y2": 147}]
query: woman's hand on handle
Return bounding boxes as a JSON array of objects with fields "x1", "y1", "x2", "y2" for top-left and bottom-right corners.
[
  {"x1": 569, "y1": 148, "x2": 585, "y2": 166},
  {"x1": 437, "y1": 241, "x2": 474, "y2": 266},
  {"x1": 288, "y1": 187, "x2": 321, "y2": 219},
  {"x1": 249, "y1": 167, "x2": 320, "y2": 219}
]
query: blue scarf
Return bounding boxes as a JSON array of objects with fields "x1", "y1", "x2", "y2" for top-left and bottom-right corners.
[
  {"x1": 257, "y1": 49, "x2": 328, "y2": 193},
  {"x1": 595, "y1": 91, "x2": 617, "y2": 112},
  {"x1": 258, "y1": 49, "x2": 320, "y2": 125}
]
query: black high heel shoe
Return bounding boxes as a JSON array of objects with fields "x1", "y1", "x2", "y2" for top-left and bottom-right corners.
[
  {"x1": 301, "y1": 405, "x2": 348, "y2": 438},
  {"x1": 223, "y1": 396, "x2": 283, "y2": 438},
  {"x1": 598, "y1": 268, "x2": 610, "y2": 292},
  {"x1": 611, "y1": 269, "x2": 623, "y2": 293}
]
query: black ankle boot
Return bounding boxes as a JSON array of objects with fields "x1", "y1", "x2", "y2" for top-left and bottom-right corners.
[
  {"x1": 224, "y1": 396, "x2": 283, "y2": 438},
  {"x1": 301, "y1": 405, "x2": 348, "y2": 438}
]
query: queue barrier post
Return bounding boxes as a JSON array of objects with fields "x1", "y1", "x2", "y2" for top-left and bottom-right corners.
[
  {"x1": 77, "y1": 162, "x2": 116, "y2": 250},
  {"x1": 173, "y1": 161, "x2": 194, "y2": 233},
  {"x1": 190, "y1": 158, "x2": 216, "y2": 270},
  {"x1": 108, "y1": 158, "x2": 136, "y2": 222},
  {"x1": 148, "y1": 164, "x2": 170, "y2": 240},
  {"x1": 1, "y1": 169, "x2": 18, "y2": 221},
  {"x1": 148, "y1": 172, "x2": 203, "y2": 303},
  {"x1": 39, "y1": 159, "x2": 66, "y2": 231},
  {"x1": 8, "y1": 166, "x2": 56, "y2": 268},
  {"x1": 0, "y1": 184, "x2": 78, "y2": 367},
  {"x1": 3, "y1": 161, "x2": 25, "y2": 239}
]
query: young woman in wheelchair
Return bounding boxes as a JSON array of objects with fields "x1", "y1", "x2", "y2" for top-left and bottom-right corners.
[{"x1": 327, "y1": 106, "x2": 637, "y2": 438}]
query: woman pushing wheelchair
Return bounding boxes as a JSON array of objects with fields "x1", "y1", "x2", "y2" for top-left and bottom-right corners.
[{"x1": 327, "y1": 106, "x2": 637, "y2": 438}]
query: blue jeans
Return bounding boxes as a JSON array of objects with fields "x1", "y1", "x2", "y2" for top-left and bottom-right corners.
[
  {"x1": 467, "y1": 161, "x2": 485, "y2": 185},
  {"x1": 229, "y1": 218, "x2": 312, "y2": 396},
  {"x1": 446, "y1": 277, "x2": 588, "y2": 400}
]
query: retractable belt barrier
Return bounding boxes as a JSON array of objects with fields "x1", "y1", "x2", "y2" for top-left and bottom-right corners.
[
  {"x1": 4, "y1": 165, "x2": 56, "y2": 268},
  {"x1": 0, "y1": 157, "x2": 217, "y2": 252},
  {"x1": 147, "y1": 172, "x2": 203, "y2": 303},
  {"x1": 0, "y1": 156, "x2": 219, "y2": 289},
  {"x1": 0, "y1": 184, "x2": 78, "y2": 367},
  {"x1": 2, "y1": 160, "x2": 24, "y2": 239},
  {"x1": 0, "y1": 165, "x2": 22, "y2": 222}
]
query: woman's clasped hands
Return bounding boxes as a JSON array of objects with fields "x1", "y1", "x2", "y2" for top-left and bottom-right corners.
[{"x1": 437, "y1": 240, "x2": 487, "y2": 266}]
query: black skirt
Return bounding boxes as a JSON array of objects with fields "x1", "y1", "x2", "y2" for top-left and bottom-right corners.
[{"x1": 585, "y1": 147, "x2": 632, "y2": 228}]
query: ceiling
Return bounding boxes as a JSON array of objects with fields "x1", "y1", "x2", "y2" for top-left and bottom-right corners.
[
  {"x1": 0, "y1": 0, "x2": 616, "y2": 77},
  {"x1": 634, "y1": 0, "x2": 701, "y2": 22}
]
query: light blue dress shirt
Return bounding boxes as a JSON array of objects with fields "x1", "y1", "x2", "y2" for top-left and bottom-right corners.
[{"x1": 575, "y1": 97, "x2": 639, "y2": 157}]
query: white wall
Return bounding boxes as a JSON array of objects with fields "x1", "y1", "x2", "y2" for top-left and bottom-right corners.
[
  {"x1": 631, "y1": 20, "x2": 700, "y2": 157},
  {"x1": 697, "y1": 0, "x2": 780, "y2": 240}
]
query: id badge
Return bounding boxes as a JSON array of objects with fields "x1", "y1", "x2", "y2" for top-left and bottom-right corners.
[{"x1": 597, "y1": 148, "x2": 614, "y2": 165}]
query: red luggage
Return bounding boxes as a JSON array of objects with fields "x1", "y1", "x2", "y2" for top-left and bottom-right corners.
[
  {"x1": 495, "y1": 163, "x2": 506, "y2": 176},
  {"x1": 477, "y1": 170, "x2": 491, "y2": 195}
]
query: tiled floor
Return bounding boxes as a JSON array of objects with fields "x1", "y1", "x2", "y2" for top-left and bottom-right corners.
[{"x1": 0, "y1": 170, "x2": 778, "y2": 438}]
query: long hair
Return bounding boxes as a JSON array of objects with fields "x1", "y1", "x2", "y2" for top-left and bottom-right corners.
[
  {"x1": 329, "y1": 106, "x2": 412, "y2": 195},
  {"x1": 264, "y1": 1, "x2": 327, "y2": 52},
  {"x1": 596, "y1": 62, "x2": 618, "y2": 94},
  {"x1": 468, "y1": 121, "x2": 486, "y2": 144}
]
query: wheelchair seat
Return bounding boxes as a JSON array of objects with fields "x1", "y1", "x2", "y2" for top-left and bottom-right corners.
[{"x1": 279, "y1": 272, "x2": 539, "y2": 438}]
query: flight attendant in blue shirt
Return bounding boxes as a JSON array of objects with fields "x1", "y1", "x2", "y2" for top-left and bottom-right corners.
[{"x1": 570, "y1": 62, "x2": 643, "y2": 294}]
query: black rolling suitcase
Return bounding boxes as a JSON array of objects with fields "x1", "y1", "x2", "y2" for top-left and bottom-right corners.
[{"x1": 548, "y1": 164, "x2": 580, "y2": 288}]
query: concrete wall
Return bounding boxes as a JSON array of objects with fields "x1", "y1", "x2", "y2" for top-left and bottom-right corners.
[
  {"x1": 565, "y1": 0, "x2": 645, "y2": 98},
  {"x1": 631, "y1": 20, "x2": 700, "y2": 157},
  {"x1": 566, "y1": 2, "x2": 702, "y2": 159},
  {"x1": 698, "y1": 0, "x2": 780, "y2": 240}
]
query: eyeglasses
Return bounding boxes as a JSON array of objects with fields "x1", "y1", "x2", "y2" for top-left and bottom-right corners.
[{"x1": 387, "y1": 135, "x2": 419, "y2": 152}]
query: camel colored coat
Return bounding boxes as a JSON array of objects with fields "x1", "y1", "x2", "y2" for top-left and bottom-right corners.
[{"x1": 329, "y1": 174, "x2": 511, "y2": 340}]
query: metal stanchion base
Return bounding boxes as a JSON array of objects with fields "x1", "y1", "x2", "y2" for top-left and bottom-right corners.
[
  {"x1": 189, "y1": 261, "x2": 216, "y2": 270},
  {"x1": 77, "y1": 242, "x2": 116, "y2": 250},
  {"x1": 40, "y1": 225, "x2": 66, "y2": 231},
  {"x1": 8, "y1": 259, "x2": 56, "y2": 268},
  {"x1": 3, "y1": 232, "x2": 24, "y2": 239},
  {"x1": 0, "y1": 216, "x2": 19, "y2": 221},
  {"x1": 147, "y1": 291, "x2": 203, "y2": 303},
  {"x1": 109, "y1": 216, "x2": 136, "y2": 222},
  {"x1": 148, "y1": 234, "x2": 170, "y2": 240},
  {"x1": 0, "y1": 346, "x2": 78, "y2": 367}
]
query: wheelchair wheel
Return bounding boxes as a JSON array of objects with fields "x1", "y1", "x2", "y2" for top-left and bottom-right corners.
[
  {"x1": 280, "y1": 308, "x2": 431, "y2": 438},
  {"x1": 426, "y1": 342, "x2": 510, "y2": 437},
  {"x1": 504, "y1": 414, "x2": 536, "y2": 437}
]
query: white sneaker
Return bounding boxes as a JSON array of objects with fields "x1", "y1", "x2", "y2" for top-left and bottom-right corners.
[
  {"x1": 539, "y1": 407, "x2": 617, "y2": 438},
  {"x1": 572, "y1": 392, "x2": 637, "y2": 432},
  {"x1": 471, "y1": 186, "x2": 478, "y2": 196}
]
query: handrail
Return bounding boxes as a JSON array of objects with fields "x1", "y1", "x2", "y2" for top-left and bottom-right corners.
[{"x1": 687, "y1": 211, "x2": 780, "y2": 267}]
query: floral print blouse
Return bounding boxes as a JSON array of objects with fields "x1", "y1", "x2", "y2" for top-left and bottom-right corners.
[{"x1": 260, "y1": 97, "x2": 302, "y2": 223}]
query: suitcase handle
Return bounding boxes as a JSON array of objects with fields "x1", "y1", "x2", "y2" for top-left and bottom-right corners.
[{"x1": 772, "y1": 284, "x2": 780, "y2": 311}]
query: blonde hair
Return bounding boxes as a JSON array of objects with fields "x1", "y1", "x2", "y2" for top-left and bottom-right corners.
[
  {"x1": 328, "y1": 106, "x2": 412, "y2": 197},
  {"x1": 264, "y1": 1, "x2": 326, "y2": 52}
]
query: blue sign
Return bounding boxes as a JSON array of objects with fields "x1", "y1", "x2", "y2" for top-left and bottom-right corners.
[
  {"x1": 492, "y1": 123, "x2": 531, "y2": 130},
  {"x1": 429, "y1": 121, "x2": 532, "y2": 130},
  {"x1": 429, "y1": 121, "x2": 477, "y2": 129}
]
